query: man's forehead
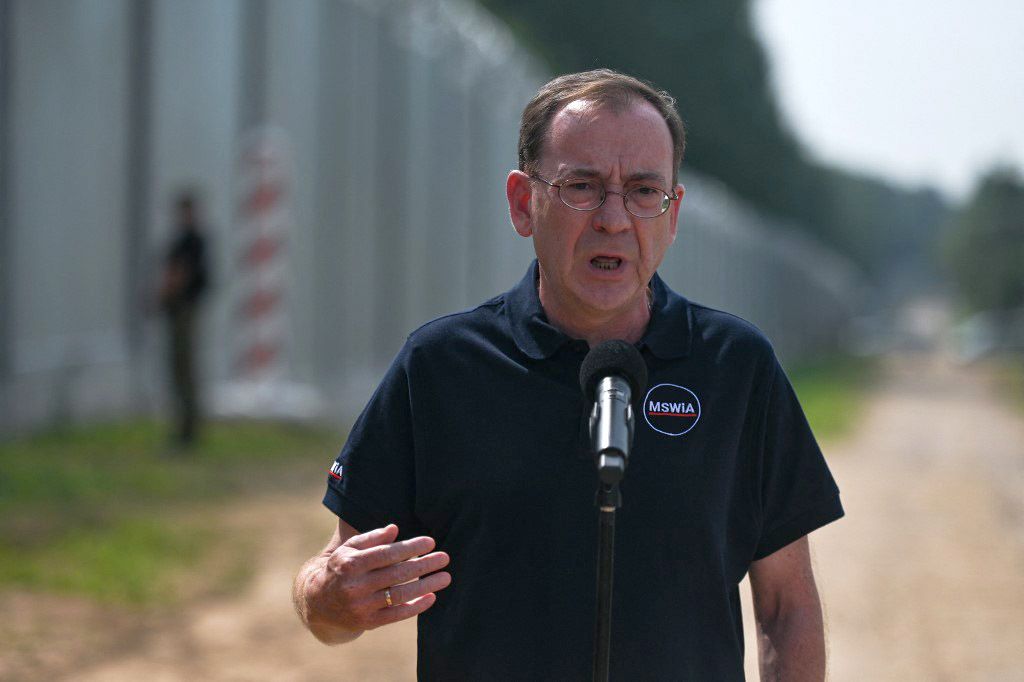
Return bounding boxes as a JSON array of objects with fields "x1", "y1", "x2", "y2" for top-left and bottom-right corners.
[
  {"x1": 558, "y1": 98, "x2": 603, "y2": 119},
  {"x1": 542, "y1": 99, "x2": 674, "y2": 180},
  {"x1": 551, "y1": 97, "x2": 662, "y2": 131}
]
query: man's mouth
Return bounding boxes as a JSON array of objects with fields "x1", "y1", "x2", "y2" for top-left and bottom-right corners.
[{"x1": 591, "y1": 256, "x2": 622, "y2": 271}]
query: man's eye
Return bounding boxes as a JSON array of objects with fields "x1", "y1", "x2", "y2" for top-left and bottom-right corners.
[
  {"x1": 566, "y1": 181, "x2": 596, "y2": 192},
  {"x1": 632, "y1": 186, "x2": 658, "y2": 196}
]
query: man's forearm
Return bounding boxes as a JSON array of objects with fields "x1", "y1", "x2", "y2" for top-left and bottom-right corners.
[{"x1": 756, "y1": 604, "x2": 825, "y2": 682}]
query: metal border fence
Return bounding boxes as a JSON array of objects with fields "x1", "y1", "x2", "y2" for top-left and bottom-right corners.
[{"x1": 0, "y1": 0, "x2": 862, "y2": 433}]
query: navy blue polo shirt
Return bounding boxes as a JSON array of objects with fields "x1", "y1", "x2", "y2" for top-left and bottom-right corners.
[{"x1": 324, "y1": 260, "x2": 843, "y2": 681}]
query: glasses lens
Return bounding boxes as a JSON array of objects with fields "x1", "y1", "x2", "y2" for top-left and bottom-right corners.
[
  {"x1": 625, "y1": 187, "x2": 670, "y2": 218},
  {"x1": 558, "y1": 180, "x2": 604, "y2": 210}
]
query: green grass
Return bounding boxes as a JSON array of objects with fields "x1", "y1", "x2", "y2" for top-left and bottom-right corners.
[
  {"x1": 0, "y1": 419, "x2": 343, "y2": 605},
  {"x1": 990, "y1": 354, "x2": 1024, "y2": 414},
  {"x1": 0, "y1": 517, "x2": 211, "y2": 604},
  {"x1": 787, "y1": 355, "x2": 877, "y2": 441},
  {"x1": 0, "y1": 361, "x2": 871, "y2": 605}
]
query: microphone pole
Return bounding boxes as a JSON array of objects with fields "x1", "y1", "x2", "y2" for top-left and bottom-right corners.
[{"x1": 580, "y1": 342, "x2": 647, "y2": 682}]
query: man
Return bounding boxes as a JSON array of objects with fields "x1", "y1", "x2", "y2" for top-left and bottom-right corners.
[
  {"x1": 158, "y1": 192, "x2": 210, "y2": 448},
  {"x1": 294, "y1": 70, "x2": 843, "y2": 680}
]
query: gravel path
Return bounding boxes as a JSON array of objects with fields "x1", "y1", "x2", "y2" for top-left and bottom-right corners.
[{"x1": 800, "y1": 353, "x2": 1024, "y2": 681}]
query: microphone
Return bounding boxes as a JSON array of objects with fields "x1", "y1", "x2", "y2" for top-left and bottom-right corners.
[{"x1": 579, "y1": 341, "x2": 648, "y2": 485}]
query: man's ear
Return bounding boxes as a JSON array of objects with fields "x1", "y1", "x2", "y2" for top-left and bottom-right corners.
[{"x1": 507, "y1": 170, "x2": 534, "y2": 237}]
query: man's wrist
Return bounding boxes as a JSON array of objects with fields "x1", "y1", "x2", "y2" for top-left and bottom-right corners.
[{"x1": 295, "y1": 562, "x2": 364, "y2": 645}]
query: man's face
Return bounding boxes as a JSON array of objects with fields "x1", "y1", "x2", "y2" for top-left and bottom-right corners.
[{"x1": 510, "y1": 99, "x2": 683, "y2": 328}]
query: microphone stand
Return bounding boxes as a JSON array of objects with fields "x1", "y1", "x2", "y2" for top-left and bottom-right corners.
[
  {"x1": 593, "y1": 458, "x2": 623, "y2": 682},
  {"x1": 581, "y1": 352, "x2": 644, "y2": 682}
]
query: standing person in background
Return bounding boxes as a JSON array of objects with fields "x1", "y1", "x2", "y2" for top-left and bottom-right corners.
[{"x1": 158, "y1": 191, "x2": 211, "y2": 449}]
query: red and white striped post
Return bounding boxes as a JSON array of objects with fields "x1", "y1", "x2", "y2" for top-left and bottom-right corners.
[
  {"x1": 235, "y1": 129, "x2": 290, "y2": 386},
  {"x1": 213, "y1": 128, "x2": 322, "y2": 420}
]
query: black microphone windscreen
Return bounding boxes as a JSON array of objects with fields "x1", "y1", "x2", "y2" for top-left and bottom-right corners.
[{"x1": 579, "y1": 340, "x2": 648, "y2": 398}]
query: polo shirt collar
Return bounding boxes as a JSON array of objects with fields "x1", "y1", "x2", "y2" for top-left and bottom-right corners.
[
  {"x1": 506, "y1": 260, "x2": 693, "y2": 361},
  {"x1": 506, "y1": 261, "x2": 572, "y2": 360},
  {"x1": 639, "y1": 271, "x2": 693, "y2": 360}
]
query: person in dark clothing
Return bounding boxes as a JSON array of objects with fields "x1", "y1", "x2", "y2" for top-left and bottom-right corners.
[
  {"x1": 159, "y1": 192, "x2": 210, "y2": 448},
  {"x1": 294, "y1": 70, "x2": 842, "y2": 680}
]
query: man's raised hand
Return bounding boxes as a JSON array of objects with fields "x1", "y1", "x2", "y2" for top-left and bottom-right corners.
[{"x1": 299, "y1": 523, "x2": 451, "y2": 642}]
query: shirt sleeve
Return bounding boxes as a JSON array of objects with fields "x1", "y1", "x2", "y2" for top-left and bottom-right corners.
[
  {"x1": 752, "y1": 355, "x2": 844, "y2": 560},
  {"x1": 322, "y1": 342, "x2": 422, "y2": 538}
]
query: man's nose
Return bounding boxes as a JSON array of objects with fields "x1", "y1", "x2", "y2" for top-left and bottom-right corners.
[{"x1": 593, "y1": 190, "x2": 633, "y2": 233}]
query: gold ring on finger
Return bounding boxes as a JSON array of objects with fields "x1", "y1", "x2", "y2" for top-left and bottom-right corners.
[{"x1": 384, "y1": 587, "x2": 393, "y2": 608}]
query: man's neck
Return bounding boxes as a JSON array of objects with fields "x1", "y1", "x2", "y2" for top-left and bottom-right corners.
[{"x1": 539, "y1": 287, "x2": 652, "y2": 348}]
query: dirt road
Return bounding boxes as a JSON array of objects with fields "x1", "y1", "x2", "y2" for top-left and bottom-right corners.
[
  {"x1": 3, "y1": 352, "x2": 1023, "y2": 680},
  {"x1": 794, "y1": 353, "x2": 1024, "y2": 681}
]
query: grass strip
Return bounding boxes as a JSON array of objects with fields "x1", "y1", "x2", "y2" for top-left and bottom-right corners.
[
  {"x1": 0, "y1": 419, "x2": 343, "y2": 605},
  {"x1": 989, "y1": 354, "x2": 1024, "y2": 414},
  {"x1": 0, "y1": 517, "x2": 210, "y2": 605},
  {"x1": 787, "y1": 354, "x2": 877, "y2": 442},
  {"x1": 0, "y1": 360, "x2": 873, "y2": 605}
]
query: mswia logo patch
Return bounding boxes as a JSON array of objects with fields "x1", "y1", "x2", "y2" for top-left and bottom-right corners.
[
  {"x1": 328, "y1": 462, "x2": 343, "y2": 481},
  {"x1": 643, "y1": 383, "x2": 701, "y2": 436}
]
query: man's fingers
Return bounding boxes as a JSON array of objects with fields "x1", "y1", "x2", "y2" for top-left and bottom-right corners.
[
  {"x1": 362, "y1": 552, "x2": 450, "y2": 592},
  {"x1": 371, "y1": 593, "x2": 438, "y2": 627},
  {"x1": 352, "y1": 536, "x2": 436, "y2": 572},
  {"x1": 383, "y1": 570, "x2": 451, "y2": 607},
  {"x1": 344, "y1": 524, "x2": 400, "y2": 550}
]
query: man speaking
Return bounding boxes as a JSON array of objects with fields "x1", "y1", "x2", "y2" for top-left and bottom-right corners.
[{"x1": 293, "y1": 69, "x2": 843, "y2": 680}]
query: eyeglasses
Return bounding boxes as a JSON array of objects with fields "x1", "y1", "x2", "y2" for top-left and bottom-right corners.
[{"x1": 530, "y1": 175, "x2": 678, "y2": 219}]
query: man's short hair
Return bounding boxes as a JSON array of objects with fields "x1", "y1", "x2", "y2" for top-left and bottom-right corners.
[{"x1": 518, "y1": 69, "x2": 686, "y2": 178}]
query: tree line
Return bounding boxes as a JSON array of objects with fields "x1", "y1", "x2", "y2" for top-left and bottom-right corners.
[{"x1": 477, "y1": 0, "x2": 952, "y2": 287}]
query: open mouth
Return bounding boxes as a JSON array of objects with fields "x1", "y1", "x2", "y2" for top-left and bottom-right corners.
[{"x1": 591, "y1": 256, "x2": 622, "y2": 271}]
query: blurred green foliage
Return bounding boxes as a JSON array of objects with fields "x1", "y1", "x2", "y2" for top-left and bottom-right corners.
[
  {"x1": 0, "y1": 420, "x2": 342, "y2": 604},
  {"x1": 479, "y1": 0, "x2": 949, "y2": 279},
  {"x1": 942, "y1": 167, "x2": 1024, "y2": 315},
  {"x1": 787, "y1": 355, "x2": 877, "y2": 441}
]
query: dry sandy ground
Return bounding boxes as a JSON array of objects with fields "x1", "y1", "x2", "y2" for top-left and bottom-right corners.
[
  {"x1": 2, "y1": 352, "x2": 1022, "y2": 681},
  {"x1": 802, "y1": 353, "x2": 1024, "y2": 681}
]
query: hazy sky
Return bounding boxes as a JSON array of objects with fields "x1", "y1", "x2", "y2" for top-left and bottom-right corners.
[{"x1": 753, "y1": 0, "x2": 1024, "y2": 201}]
